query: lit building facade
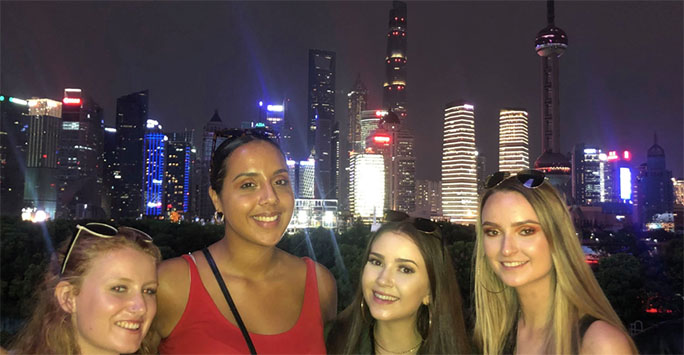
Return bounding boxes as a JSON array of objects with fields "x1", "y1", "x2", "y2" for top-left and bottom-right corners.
[
  {"x1": 359, "y1": 110, "x2": 387, "y2": 150},
  {"x1": 144, "y1": 119, "x2": 165, "y2": 217},
  {"x1": 288, "y1": 199, "x2": 338, "y2": 231},
  {"x1": 349, "y1": 153, "x2": 385, "y2": 220},
  {"x1": 165, "y1": 132, "x2": 193, "y2": 220},
  {"x1": 113, "y1": 90, "x2": 148, "y2": 220},
  {"x1": 57, "y1": 88, "x2": 105, "y2": 219},
  {"x1": 286, "y1": 158, "x2": 316, "y2": 199},
  {"x1": 308, "y1": 49, "x2": 336, "y2": 199},
  {"x1": 635, "y1": 135, "x2": 674, "y2": 225},
  {"x1": 498, "y1": 109, "x2": 529, "y2": 172},
  {"x1": 415, "y1": 179, "x2": 441, "y2": 219},
  {"x1": 673, "y1": 178, "x2": 684, "y2": 205},
  {"x1": 383, "y1": 1, "x2": 408, "y2": 120},
  {"x1": 572, "y1": 144, "x2": 602, "y2": 206},
  {"x1": 0, "y1": 95, "x2": 30, "y2": 217},
  {"x1": 103, "y1": 126, "x2": 118, "y2": 219},
  {"x1": 441, "y1": 102, "x2": 478, "y2": 224},
  {"x1": 24, "y1": 98, "x2": 62, "y2": 218}
]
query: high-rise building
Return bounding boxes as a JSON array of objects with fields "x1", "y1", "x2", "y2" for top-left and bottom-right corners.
[
  {"x1": 673, "y1": 178, "x2": 684, "y2": 206},
  {"x1": 144, "y1": 119, "x2": 165, "y2": 217},
  {"x1": 498, "y1": 109, "x2": 529, "y2": 173},
  {"x1": 572, "y1": 144, "x2": 602, "y2": 206},
  {"x1": 415, "y1": 179, "x2": 442, "y2": 219},
  {"x1": 441, "y1": 102, "x2": 478, "y2": 224},
  {"x1": 165, "y1": 131, "x2": 193, "y2": 221},
  {"x1": 349, "y1": 153, "x2": 385, "y2": 221},
  {"x1": 102, "y1": 126, "x2": 118, "y2": 219},
  {"x1": 476, "y1": 152, "x2": 487, "y2": 196},
  {"x1": 24, "y1": 98, "x2": 62, "y2": 218},
  {"x1": 199, "y1": 110, "x2": 226, "y2": 221},
  {"x1": 113, "y1": 90, "x2": 149, "y2": 220},
  {"x1": 0, "y1": 95, "x2": 30, "y2": 217},
  {"x1": 533, "y1": 0, "x2": 571, "y2": 197},
  {"x1": 359, "y1": 110, "x2": 387, "y2": 150},
  {"x1": 287, "y1": 158, "x2": 316, "y2": 199},
  {"x1": 308, "y1": 49, "x2": 336, "y2": 199},
  {"x1": 56, "y1": 88, "x2": 105, "y2": 219},
  {"x1": 347, "y1": 75, "x2": 368, "y2": 153},
  {"x1": 636, "y1": 135, "x2": 674, "y2": 224},
  {"x1": 383, "y1": 1, "x2": 408, "y2": 120},
  {"x1": 367, "y1": 112, "x2": 415, "y2": 213}
]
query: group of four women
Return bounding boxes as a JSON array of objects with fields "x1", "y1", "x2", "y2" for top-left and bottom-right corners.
[{"x1": 8, "y1": 129, "x2": 636, "y2": 354}]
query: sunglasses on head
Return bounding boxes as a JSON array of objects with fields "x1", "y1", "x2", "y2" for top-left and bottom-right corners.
[
  {"x1": 484, "y1": 169, "x2": 546, "y2": 190},
  {"x1": 210, "y1": 127, "x2": 278, "y2": 162},
  {"x1": 60, "y1": 223, "x2": 153, "y2": 276}
]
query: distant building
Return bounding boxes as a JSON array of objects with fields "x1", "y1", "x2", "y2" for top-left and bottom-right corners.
[
  {"x1": 287, "y1": 158, "x2": 316, "y2": 199},
  {"x1": 143, "y1": 119, "x2": 165, "y2": 217},
  {"x1": 199, "y1": 110, "x2": 226, "y2": 221},
  {"x1": 441, "y1": 102, "x2": 478, "y2": 224},
  {"x1": 383, "y1": 1, "x2": 408, "y2": 120},
  {"x1": 288, "y1": 199, "x2": 338, "y2": 231},
  {"x1": 113, "y1": 90, "x2": 149, "y2": 220},
  {"x1": 24, "y1": 98, "x2": 62, "y2": 218},
  {"x1": 165, "y1": 131, "x2": 193, "y2": 221},
  {"x1": 102, "y1": 126, "x2": 117, "y2": 219},
  {"x1": 415, "y1": 179, "x2": 441, "y2": 219},
  {"x1": 498, "y1": 109, "x2": 529, "y2": 173},
  {"x1": 359, "y1": 110, "x2": 387, "y2": 150},
  {"x1": 0, "y1": 95, "x2": 30, "y2": 217},
  {"x1": 349, "y1": 153, "x2": 385, "y2": 221},
  {"x1": 673, "y1": 178, "x2": 684, "y2": 205},
  {"x1": 308, "y1": 49, "x2": 336, "y2": 199},
  {"x1": 572, "y1": 144, "x2": 602, "y2": 206},
  {"x1": 476, "y1": 152, "x2": 487, "y2": 196},
  {"x1": 635, "y1": 134, "x2": 674, "y2": 225}
]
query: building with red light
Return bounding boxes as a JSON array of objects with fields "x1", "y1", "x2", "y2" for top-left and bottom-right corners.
[{"x1": 383, "y1": 1, "x2": 407, "y2": 120}]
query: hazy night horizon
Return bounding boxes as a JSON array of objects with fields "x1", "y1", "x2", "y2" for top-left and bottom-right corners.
[{"x1": 2, "y1": 1, "x2": 682, "y2": 180}]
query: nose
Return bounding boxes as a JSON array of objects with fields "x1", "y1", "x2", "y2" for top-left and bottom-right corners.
[
  {"x1": 259, "y1": 184, "x2": 279, "y2": 205},
  {"x1": 501, "y1": 233, "x2": 518, "y2": 257},
  {"x1": 127, "y1": 292, "x2": 147, "y2": 315},
  {"x1": 375, "y1": 266, "x2": 394, "y2": 288}
]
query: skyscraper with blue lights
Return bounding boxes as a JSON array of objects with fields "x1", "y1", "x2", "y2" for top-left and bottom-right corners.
[
  {"x1": 308, "y1": 49, "x2": 336, "y2": 199},
  {"x1": 144, "y1": 119, "x2": 165, "y2": 216}
]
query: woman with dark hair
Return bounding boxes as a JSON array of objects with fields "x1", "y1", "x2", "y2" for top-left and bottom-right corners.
[
  {"x1": 326, "y1": 211, "x2": 470, "y2": 354},
  {"x1": 9, "y1": 223, "x2": 161, "y2": 354},
  {"x1": 472, "y1": 170, "x2": 636, "y2": 354},
  {"x1": 153, "y1": 128, "x2": 337, "y2": 354}
]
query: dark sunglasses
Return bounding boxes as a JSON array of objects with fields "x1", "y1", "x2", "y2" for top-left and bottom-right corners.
[
  {"x1": 484, "y1": 169, "x2": 546, "y2": 190},
  {"x1": 210, "y1": 127, "x2": 278, "y2": 162},
  {"x1": 383, "y1": 210, "x2": 445, "y2": 249},
  {"x1": 60, "y1": 223, "x2": 153, "y2": 276}
]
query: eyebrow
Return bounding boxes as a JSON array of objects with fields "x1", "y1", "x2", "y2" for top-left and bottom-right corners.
[
  {"x1": 482, "y1": 220, "x2": 541, "y2": 228},
  {"x1": 369, "y1": 252, "x2": 418, "y2": 267},
  {"x1": 232, "y1": 168, "x2": 289, "y2": 182}
]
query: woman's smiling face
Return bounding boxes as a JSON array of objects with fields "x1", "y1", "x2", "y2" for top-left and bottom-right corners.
[{"x1": 362, "y1": 231, "x2": 431, "y2": 324}]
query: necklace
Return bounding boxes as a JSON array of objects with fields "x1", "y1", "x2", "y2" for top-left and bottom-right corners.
[{"x1": 374, "y1": 336, "x2": 422, "y2": 354}]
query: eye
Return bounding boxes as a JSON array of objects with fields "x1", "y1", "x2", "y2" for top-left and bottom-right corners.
[
  {"x1": 240, "y1": 181, "x2": 256, "y2": 189},
  {"x1": 484, "y1": 229, "x2": 499, "y2": 237},
  {"x1": 520, "y1": 227, "x2": 536, "y2": 236},
  {"x1": 399, "y1": 265, "x2": 415, "y2": 274},
  {"x1": 111, "y1": 285, "x2": 127, "y2": 293},
  {"x1": 143, "y1": 287, "x2": 157, "y2": 296},
  {"x1": 367, "y1": 257, "x2": 382, "y2": 267},
  {"x1": 275, "y1": 178, "x2": 290, "y2": 186}
]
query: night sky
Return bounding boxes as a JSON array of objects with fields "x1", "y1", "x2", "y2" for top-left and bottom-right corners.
[{"x1": 2, "y1": 1, "x2": 682, "y2": 181}]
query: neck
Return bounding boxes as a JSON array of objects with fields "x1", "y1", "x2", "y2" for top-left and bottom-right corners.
[
  {"x1": 515, "y1": 273, "x2": 553, "y2": 330},
  {"x1": 374, "y1": 317, "x2": 422, "y2": 354},
  {"x1": 210, "y1": 231, "x2": 279, "y2": 279}
]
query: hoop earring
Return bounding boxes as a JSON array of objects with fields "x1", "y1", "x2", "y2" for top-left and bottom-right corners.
[{"x1": 214, "y1": 211, "x2": 224, "y2": 223}]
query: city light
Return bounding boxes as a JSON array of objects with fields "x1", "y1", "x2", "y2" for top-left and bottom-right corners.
[
  {"x1": 9, "y1": 97, "x2": 28, "y2": 105},
  {"x1": 373, "y1": 135, "x2": 391, "y2": 145},
  {"x1": 62, "y1": 97, "x2": 81, "y2": 105},
  {"x1": 267, "y1": 104, "x2": 284, "y2": 112},
  {"x1": 620, "y1": 167, "x2": 632, "y2": 200}
]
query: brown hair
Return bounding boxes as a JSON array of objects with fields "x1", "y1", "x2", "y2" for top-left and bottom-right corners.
[
  {"x1": 326, "y1": 221, "x2": 470, "y2": 354},
  {"x1": 9, "y1": 226, "x2": 161, "y2": 355}
]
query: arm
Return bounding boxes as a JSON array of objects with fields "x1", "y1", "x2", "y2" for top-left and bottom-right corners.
[
  {"x1": 314, "y1": 262, "x2": 338, "y2": 323},
  {"x1": 148, "y1": 257, "x2": 191, "y2": 352},
  {"x1": 580, "y1": 320, "x2": 636, "y2": 355}
]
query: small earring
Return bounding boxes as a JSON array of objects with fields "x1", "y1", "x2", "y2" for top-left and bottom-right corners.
[
  {"x1": 428, "y1": 309, "x2": 432, "y2": 329},
  {"x1": 214, "y1": 211, "x2": 224, "y2": 223}
]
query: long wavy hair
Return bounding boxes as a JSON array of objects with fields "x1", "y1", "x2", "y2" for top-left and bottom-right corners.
[
  {"x1": 327, "y1": 221, "x2": 470, "y2": 354},
  {"x1": 9, "y1": 226, "x2": 162, "y2": 355},
  {"x1": 472, "y1": 178, "x2": 637, "y2": 354}
]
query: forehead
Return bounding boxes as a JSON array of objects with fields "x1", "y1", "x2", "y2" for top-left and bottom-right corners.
[
  {"x1": 83, "y1": 247, "x2": 156, "y2": 282},
  {"x1": 371, "y1": 231, "x2": 425, "y2": 264},
  {"x1": 482, "y1": 191, "x2": 539, "y2": 222},
  {"x1": 225, "y1": 140, "x2": 286, "y2": 174}
]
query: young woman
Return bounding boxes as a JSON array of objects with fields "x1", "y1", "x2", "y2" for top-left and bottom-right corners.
[
  {"x1": 327, "y1": 212, "x2": 470, "y2": 354},
  {"x1": 9, "y1": 223, "x2": 161, "y2": 355},
  {"x1": 153, "y1": 129, "x2": 337, "y2": 354},
  {"x1": 473, "y1": 170, "x2": 637, "y2": 354}
]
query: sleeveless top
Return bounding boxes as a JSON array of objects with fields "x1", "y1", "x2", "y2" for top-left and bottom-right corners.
[
  {"x1": 159, "y1": 255, "x2": 326, "y2": 354},
  {"x1": 502, "y1": 315, "x2": 599, "y2": 354}
]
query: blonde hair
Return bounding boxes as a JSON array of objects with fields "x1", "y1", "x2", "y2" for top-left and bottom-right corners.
[
  {"x1": 9, "y1": 227, "x2": 161, "y2": 355},
  {"x1": 472, "y1": 178, "x2": 636, "y2": 354}
]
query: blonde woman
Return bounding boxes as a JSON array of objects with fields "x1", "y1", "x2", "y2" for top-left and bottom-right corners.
[{"x1": 472, "y1": 170, "x2": 636, "y2": 354}]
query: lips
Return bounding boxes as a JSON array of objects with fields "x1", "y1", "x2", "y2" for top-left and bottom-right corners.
[
  {"x1": 373, "y1": 290, "x2": 399, "y2": 303},
  {"x1": 253, "y1": 214, "x2": 279, "y2": 222},
  {"x1": 115, "y1": 320, "x2": 142, "y2": 331},
  {"x1": 501, "y1": 260, "x2": 528, "y2": 268}
]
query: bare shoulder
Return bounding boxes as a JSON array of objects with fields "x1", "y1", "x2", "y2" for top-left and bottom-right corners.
[
  {"x1": 313, "y1": 261, "x2": 337, "y2": 322},
  {"x1": 580, "y1": 320, "x2": 635, "y2": 355},
  {"x1": 154, "y1": 255, "x2": 192, "y2": 338}
]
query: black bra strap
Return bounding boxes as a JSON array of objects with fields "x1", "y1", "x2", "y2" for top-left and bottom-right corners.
[{"x1": 202, "y1": 248, "x2": 257, "y2": 355}]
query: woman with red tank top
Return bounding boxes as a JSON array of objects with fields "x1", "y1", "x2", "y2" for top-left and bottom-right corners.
[{"x1": 149, "y1": 128, "x2": 337, "y2": 354}]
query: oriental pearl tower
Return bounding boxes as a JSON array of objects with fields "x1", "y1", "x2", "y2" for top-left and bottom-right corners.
[{"x1": 533, "y1": 0, "x2": 571, "y2": 199}]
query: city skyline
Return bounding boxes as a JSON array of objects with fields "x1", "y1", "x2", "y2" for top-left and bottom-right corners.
[{"x1": 2, "y1": 1, "x2": 682, "y2": 181}]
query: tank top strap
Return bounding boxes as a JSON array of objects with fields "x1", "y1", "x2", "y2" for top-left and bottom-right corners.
[{"x1": 298, "y1": 257, "x2": 322, "y2": 328}]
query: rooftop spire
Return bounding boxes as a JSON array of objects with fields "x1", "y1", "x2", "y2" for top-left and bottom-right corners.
[{"x1": 547, "y1": 0, "x2": 555, "y2": 25}]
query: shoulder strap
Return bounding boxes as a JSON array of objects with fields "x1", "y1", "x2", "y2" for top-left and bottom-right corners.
[{"x1": 202, "y1": 248, "x2": 257, "y2": 355}]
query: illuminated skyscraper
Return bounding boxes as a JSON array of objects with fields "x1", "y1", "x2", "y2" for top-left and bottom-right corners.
[
  {"x1": 533, "y1": 0, "x2": 571, "y2": 197},
  {"x1": 165, "y1": 131, "x2": 193, "y2": 220},
  {"x1": 57, "y1": 88, "x2": 105, "y2": 219},
  {"x1": 415, "y1": 179, "x2": 442, "y2": 219},
  {"x1": 441, "y1": 102, "x2": 477, "y2": 224},
  {"x1": 24, "y1": 98, "x2": 62, "y2": 218},
  {"x1": 308, "y1": 49, "x2": 336, "y2": 199},
  {"x1": 349, "y1": 153, "x2": 385, "y2": 220},
  {"x1": 359, "y1": 110, "x2": 387, "y2": 150},
  {"x1": 572, "y1": 144, "x2": 602, "y2": 206},
  {"x1": 348, "y1": 75, "x2": 368, "y2": 153},
  {"x1": 636, "y1": 134, "x2": 674, "y2": 224},
  {"x1": 498, "y1": 109, "x2": 529, "y2": 172},
  {"x1": 112, "y1": 90, "x2": 148, "y2": 220},
  {"x1": 144, "y1": 119, "x2": 165, "y2": 217},
  {"x1": 0, "y1": 95, "x2": 29, "y2": 217},
  {"x1": 383, "y1": 1, "x2": 408, "y2": 119}
]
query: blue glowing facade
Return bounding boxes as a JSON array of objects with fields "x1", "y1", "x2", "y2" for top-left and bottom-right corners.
[{"x1": 144, "y1": 120, "x2": 165, "y2": 216}]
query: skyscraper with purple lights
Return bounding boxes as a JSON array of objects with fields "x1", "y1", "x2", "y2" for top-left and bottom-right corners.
[{"x1": 382, "y1": 1, "x2": 408, "y2": 120}]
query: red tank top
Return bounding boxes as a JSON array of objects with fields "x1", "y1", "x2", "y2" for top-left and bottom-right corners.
[{"x1": 159, "y1": 255, "x2": 326, "y2": 354}]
